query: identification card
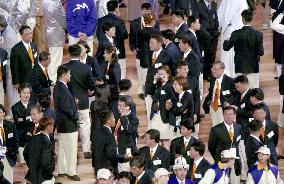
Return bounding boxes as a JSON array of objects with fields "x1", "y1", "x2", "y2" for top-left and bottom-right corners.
[
  {"x1": 267, "y1": 131, "x2": 274, "y2": 138},
  {"x1": 161, "y1": 90, "x2": 166, "y2": 95},
  {"x1": 236, "y1": 135, "x2": 241, "y2": 142},
  {"x1": 177, "y1": 102, "x2": 182, "y2": 107},
  {"x1": 241, "y1": 103, "x2": 245, "y2": 108},
  {"x1": 195, "y1": 174, "x2": 202, "y2": 178},
  {"x1": 155, "y1": 63, "x2": 162, "y2": 68},
  {"x1": 187, "y1": 151, "x2": 190, "y2": 156},
  {"x1": 8, "y1": 133, "x2": 13, "y2": 138},
  {"x1": 153, "y1": 160, "x2": 161, "y2": 165},
  {"x1": 187, "y1": 89, "x2": 192, "y2": 94}
]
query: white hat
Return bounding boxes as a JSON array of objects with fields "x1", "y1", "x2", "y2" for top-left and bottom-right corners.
[
  {"x1": 154, "y1": 168, "x2": 170, "y2": 179},
  {"x1": 173, "y1": 156, "x2": 189, "y2": 170},
  {"x1": 221, "y1": 149, "x2": 239, "y2": 159},
  {"x1": 256, "y1": 146, "x2": 270, "y2": 155},
  {"x1": 97, "y1": 168, "x2": 111, "y2": 180}
]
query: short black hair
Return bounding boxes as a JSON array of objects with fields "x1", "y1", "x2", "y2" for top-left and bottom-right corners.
[
  {"x1": 250, "y1": 88, "x2": 264, "y2": 101},
  {"x1": 241, "y1": 9, "x2": 253, "y2": 22},
  {"x1": 179, "y1": 35, "x2": 192, "y2": 46},
  {"x1": 68, "y1": 44, "x2": 82, "y2": 57},
  {"x1": 0, "y1": 15, "x2": 7, "y2": 28},
  {"x1": 187, "y1": 15, "x2": 199, "y2": 27},
  {"x1": 141, "y1": 2, "x2": 151, "y2": 10},
  {"x1": 171, "y1": 9, "x2": 185, "y2": 19},
  {"x1": 18, "y1": 83, "x2": 31, "y2": 94},
  {"x1": 161, "y1": 29, "x2": 175, "y2": 41},
  {"x1": 107, "y1": 0, "x2": 119, "y2": 12},
  {"x1": 130, "y1": 155, "x2": 145, "y2": 169},
  {"x1": 150, "y1": 34, "x2": 163, "y2": 43},
  {"x1": 119, "y1": 79, "x2": 132, "y2": 91},
  {"x1": 234, "y1": 75, "x2": 249, "y2": 84},
  {"x1": 248, "y1": 119, "x2": 263, "y2": 132},
  {"x1": 119, "y1": 95, "x2": 133, "y2": 107},
  {"x1": 19, "y1": 25, "x2": 31, "y2": 35},
  {"x1": 77, "y1": 40, "x2": 91, "y2": 53},
  {"x1": 176, "y1": 60, "x2": 188, "y2": 68},
  {"x1": 223, "y1": 106, "x2": 237, "y2": 114},
  {"x1": 145, "y1": 129, "x2": 160, "y2": 143},
  {"x1": 252, "y1": 103, "x2": 265, "y2": 113},
  {"x1": 190, "y1": 141, "x2": 205, "y2": 156},
  {"x1": 37, "y1": 92, "x2": 51, "y2": 109},
  {"x1": 181, "y1": 119, "x2": 195, "y2": 132},
  {"x1": 118, "y1": 171, "x2": 132, "y2": 180},
  {"x1": 102, "y1": 22, "x2": 115, "y2": 33},
  {"x1": 0, "y1": 104, "x2": 5, "y2": 114},
  {"x1": 57, "y1": 65, "x2": 70, "y2": 79},
  {"x1": 100, "y1": 110, "x2": 114, "y2": 125},
  {"x1": 39, "y1": 51, "x2": 50, "y2": 62},
  {"x1": 30, "y1": 104, "x2": 43, "y2": 113}
]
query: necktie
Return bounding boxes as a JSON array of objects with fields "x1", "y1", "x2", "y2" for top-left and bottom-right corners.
[
  {"x1": 213, "y1": 80, "x2": 220, "y2": 112},
  {"x1": 229, "y1": 126, "x2": 234, "y2": 143},
  {"x1": 152, "y1": 52, "x2": 157, "y2": 64},
  {"x1": 135, "y1": 177, "x2": 138, "y2": 184},
  {"x1": 114, "y1": 120, "x2": 121, "y2": 144},
  {"x1": 28, "y1": 46, "x2": 35, "y2": 66},
  {"x1": 0, "y1": 127, "x2": 5, "y2": 145},
  {"x1": 240, "y1": 94, "x2": 244, "y2": 101},
  {"x1": 44, "y1": 67, "x2": 49, "y2": 79},
  {"x1": 141, "y1": 19, "x2": 145, "y2": 29},
  {"x1": 192, "y1": 162, "x2": 196, "y2": 178},
  {"x1": 150, "y1": 149, "x2": 154, "y2": 160},
  {"x1": 208, "y1": 3, "x2": 211, "y2": 11},
  {"x1": 184, "y1": 141, "x2": 188, "y2": 150},
  {"x1": 261, "y1": 127, "x2": 265, "y2": 141}
]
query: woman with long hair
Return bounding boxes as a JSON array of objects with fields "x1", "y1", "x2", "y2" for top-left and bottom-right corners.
[{"x1": 103, "y1": 45, "x2": 121, "y2": 85}]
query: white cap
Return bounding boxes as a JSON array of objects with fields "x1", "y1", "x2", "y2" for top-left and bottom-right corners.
[
  {"x1": 221, "y1": 149, "x2": 239, "y2": 159},
  {"x1": 154, "y1": 168, "x2": 170, "y2": 179},
  {"x1": 97, "y1": 168, "x2": 111, "y2": 180},
  {"x1": 256, "y1": 146, "x2": 270, "y2": 155},
  {"x1": 173, "y1": 156, "x2": 189, "y2": 170}
]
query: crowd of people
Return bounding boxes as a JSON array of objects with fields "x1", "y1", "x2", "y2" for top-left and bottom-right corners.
[{"x1": 0, "y1": 0, "x2": 284, "y2": 183}]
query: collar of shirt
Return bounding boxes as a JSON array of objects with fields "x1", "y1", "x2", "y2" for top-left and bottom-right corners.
[
  {"x1": 150, "y1": 143, "x2": 159, "y2": 155},
  {"x1": 59, "y1": 80, "x2": 68, "y2": 88},
  {"x1": 194, "y1": 156, "x2": 204, "y2": 168},
  {"x1": 39, "y1": 62, "x2": 46, "y2": 72},
  {"x1": 21, "y1": 101, "x2": 28, "y2": 108},
  {"x1": 224, "y1": 121, "x2": 234, "y2": 133},
  {"x1": 183, "y1": 48, "x2": 192, "y2": 59},
  {"x1": 22, "y1": 40, "x2": 31, "y2": 51},
  {"x1": 81, "y1": 55, "x2": 87, "y2": 64},
  {"x1": 216, "y1": 74, "x2": 224, "y2": 85},
  {"x1": 179, "y1": 91, "x2": 185, "y2": 101},
  {"x1": 41, "y1": 132, "x2": 50, "y2": 140},
  {"x1": 243, "y1": 24, "x2": 251, "y2": 27},
  {"x1": 176, "y1": 177, "x2": 185, "y2": 184},
  {"x1": 104, "y1": 125, "x2": 112, "y2": 133},
  {"x1": 34, "y1": 123, "x2": 39, "y2": 128},
  {"x1": 204, "y1": 0, "x2": 210, "y2": 7},
  {"x1": 183, "y1": 136, "x2": 191, "y2": 144},
  {"x1": 137, "y1": 170, "x2": 145, "y2": 181},
  {"x1": 165, "y1": 41, "x2": 171, "y2": 48},
  {"x1": 106, "y1": 35, "x2": 114, "y2": 44},
  {"x1": 188, "y1": 28, "x2": 197, "y2": 38},
  {"x1": 153, "y1": 47, "x2": 163, "y2": 59},
  {"x1": 262, "y1": 120, "x2": 266, "y2": 129},
  {"x1": 176, "y1": 22, "x2": 185, "y2": 31},
  {"x1": 242, "y1": 88, "x2": 249, "y2": 98},
  {"x1": 250, "y1": 134, "x2": 261, "y2": 142}
]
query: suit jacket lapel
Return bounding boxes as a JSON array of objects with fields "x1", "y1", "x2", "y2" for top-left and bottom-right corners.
[
  {"x1": 221, "y1": 123, "x2": 232, "y2": 143},
  {"x1": 19, "y1": 42, "x2": 31, "y2": 60}
]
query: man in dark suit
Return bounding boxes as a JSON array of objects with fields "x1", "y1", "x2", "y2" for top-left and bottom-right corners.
[
  {"x1": 194, "y1": 0, "x2": 219, "y2": 81},
  {"x1": 65, "y1": 44, "x2": 96, "y2": 159},
  {"x1": 130, "y1": 156, "x2": 154, "y2": 184},
  {"x1": 203, "y1": 61, "x2": 236, "y2": 126},
  {"x1": 96, "y1": 0, "x2": 128, "y2": 79},
  {"x1": 0, "y1": 48, "x2": 7, "y2": 106},
  {"x1": 250, "y1": 88, "x2": 271, "y2": 120},
  {"x1": 116, "y1": 95, "x2": 139, "y2": 156},
  {"x1": 223, "y1": 9, "x2": 264, "y2": 88},
  {"x1": 208, "y1": 106, "x2": 242, "y2": 183},
  {"x1": 161, "y1": 29, "x2": 182, "y2": 63},
  {"x1": 139, "y1": 129, "x2": 170, "y2": 172},
  {"x1": 245, "y1": 120, "x2": 263, "y2": 169},
  {"x1": 91, "y1": 110, "x2": 131, "y2": 175},
  {"x1": 0, "y1": 104, "x2": 18, "y2": 183},
  {"x1": 10, "y1": 25, "x2": 38, "y2": 88},
  {"x1": 179, "y1": 35, "x2": 202, "y2": 79},
  {"x1": 170, "y1": 0, "x2": 198, "y2": 17},
  {"x1": 170, "y1": 119, "x2": 197, "y2": 165},
  {"x1": 144, "y1": 34, "x2": 173, "y2": 123},
  {"x1": 53, "y1": 65, "x2": 80, "y2": 181},
  {"x1": 252, "y1": 103, "x2": 278, "y2": 166},
  {"x1": 30, "y1": 51, "x2": 52, "y2": 99},
  {"x1": 189, "y1": 141, "x2": 211, "y2": 183},
  {"x1": 171, "y1": 10, "x2": 188, "y2": 46},
  {"x1": 24, "y1": 117, "x2": 55, "y2": 184}
]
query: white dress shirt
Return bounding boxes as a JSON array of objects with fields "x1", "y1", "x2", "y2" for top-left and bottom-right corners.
[{"x1": 183, "y1": 48, "x2": 192, "y2": 59}]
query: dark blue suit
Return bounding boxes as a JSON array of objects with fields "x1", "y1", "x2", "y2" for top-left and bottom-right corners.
[
  {"x1": 164, "y1": 42, "x2": 182, "y2": 63},
  {"x1": 168, "y1": 176, "x2": 195, "y2": 184}
]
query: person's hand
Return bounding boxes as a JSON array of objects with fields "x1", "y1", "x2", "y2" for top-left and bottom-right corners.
[
  {"x1": 13, "y1": 84, "x2": 19, "y2": 89},
  {"x1": 18, "y1": 118, "x2": 23, "y2": 122},
  {"x1": 120, "y1": 107, "x2": 130, "y2": 116},
  {"x1": 96, "y1": 80, "x2": 104, "y2": 85},
  {"x1": 165, "y1": 99, "x2": 173, "y2": 110},
  {"x1": 124, "y1": 153, "x2": 133, "y2": 161}
]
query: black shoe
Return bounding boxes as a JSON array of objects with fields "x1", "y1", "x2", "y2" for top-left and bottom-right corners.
[
  {"x1": 67, "y1": 175, "x2": 81, "y2": 181},
  {"x1": 84, "y1": 152, "x2": 92, "y2": 159},
  {"x1": 139, "y1": 94, "x2": 145, "y2": 100},
  {"x1": 57, "y1": 174, "x2": 67, "y2": 177}
]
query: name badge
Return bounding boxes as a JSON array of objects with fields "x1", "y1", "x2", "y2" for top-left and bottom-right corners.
[
  {"x1": 120, "y1": 125, "x2": 124, "y2": 130},
  {"x1": 195, "y1": 173, "x2": 202, "y2": 178},
  {"x1": 153, "y1": 160, "x2": 161, "y2": 165},
  {"x1": 155, "y1": 63, "x2": 162, "y2": 68},
  {"x1": 161, "y1": 90, "x2": 166, "y2": 95},
  {"x1": 34, "y1": 52, "x2": 37, "y2": 58},
  {"x1": 8, "y1": 133, "x2": 13, "y2": 138},
  {"x1": 175, "y1": 38, "x2": 179, "y2": 43},
  {"x1": 26, "y1": 116, "x2": 32, "y2": 121},
  {"x1": 241, "y1": 103, "x2": 245, "y2": 108},
  {"x1": 187, "y1": 151, "x2": 190, "y2": 156},
  {"x1": 249, "y1": 118, "x2": 254, "y2": 122},
  {"x1": 187, "y1": 89, "x2": 192, "y2": 94},
  {"x1": 222, "y1": 90, "x2": 230, "y2": 95},
  {"x1": 236, "y1": 135, "x2": 241, "y2": 142},
  {"x1": 267, "y1": 131, "x2": 274, "y2": 139},
  {"x1": 177, "y1": 102, "x2": 182, "y2": 107},
  {"x1": 105, "y1": 74, "x2": 109, "y2": 80}
]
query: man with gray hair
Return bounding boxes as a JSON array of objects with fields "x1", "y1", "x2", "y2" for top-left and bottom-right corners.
[{"x1": 203, "y1": 61, "x2": 237, "y2": 126}]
